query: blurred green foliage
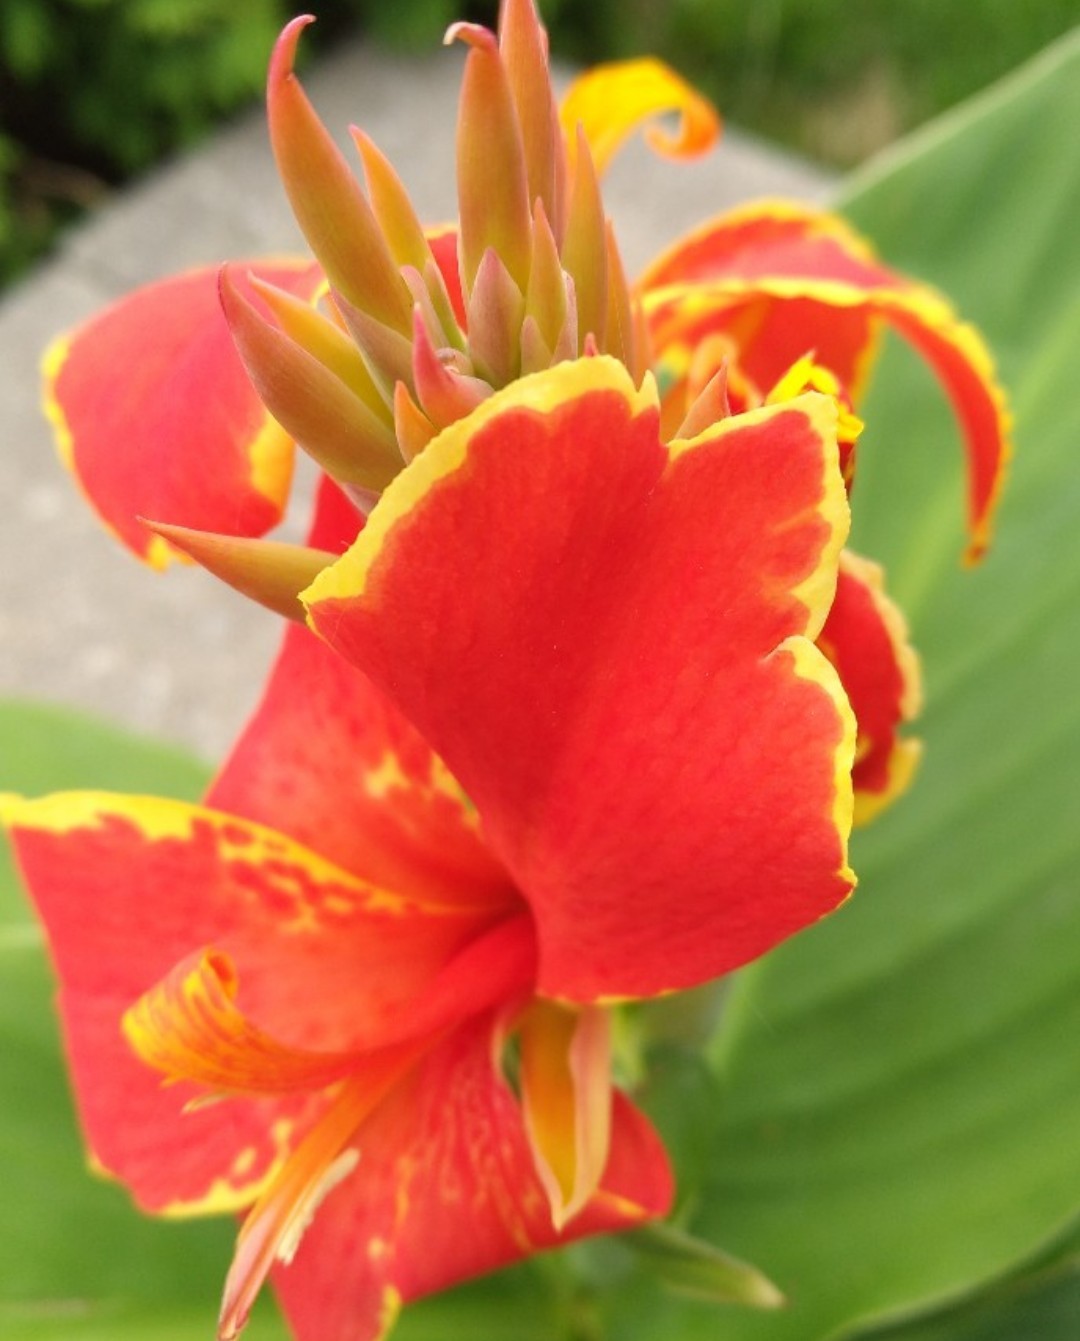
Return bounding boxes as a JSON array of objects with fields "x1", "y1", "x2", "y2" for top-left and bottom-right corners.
[{"x1": 0, "y1": 0, "x2": 1076, "y2": 287}]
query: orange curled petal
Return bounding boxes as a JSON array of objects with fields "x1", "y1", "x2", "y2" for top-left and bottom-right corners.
[
  {"x1": 123, "y1": 949, "x2": 361, "y2": 1098},
  {"x1": 559, "y1": 57, "x2": 720, "y2": 177},
  {"x1": 41, "y1": 259, "x2": 318, "y2": 567}
]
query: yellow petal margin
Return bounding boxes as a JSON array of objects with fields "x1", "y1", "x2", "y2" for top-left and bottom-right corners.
[{"x1": 559, "y1": 57, "x2": 720, "y2": 177}]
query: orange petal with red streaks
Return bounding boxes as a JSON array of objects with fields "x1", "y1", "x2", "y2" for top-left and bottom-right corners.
[{"x1": 269, "y1": 1013, "x2": 672, "y2": 1341}]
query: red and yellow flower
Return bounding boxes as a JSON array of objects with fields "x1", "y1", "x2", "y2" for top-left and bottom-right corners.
[
  {"x1": 6, "y1": 1, "x2": 1009, "y2": 1338},
  {"x1": 4, "y1": 397, "x2": 857, "y2": 1337}
]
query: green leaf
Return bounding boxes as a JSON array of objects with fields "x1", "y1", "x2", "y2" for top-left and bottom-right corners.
[
  {"x1": 593, "y1": 27, "x2": 1080, "y2": 1341},
  {"x1": 622, "y1": 1224, "x2": 786, "y2": 1309},
  {"x1": 856, "y1": 1258, "x2": 1080, "y2": 1341}
]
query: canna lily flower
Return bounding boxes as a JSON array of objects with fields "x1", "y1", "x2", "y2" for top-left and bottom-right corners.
[
  {"x1": 7, "y1": 401, "x2": 854, "y2": 1339},
  {"x1": 11, "y1": 0, "x2": 1000, "y2": 1337}
]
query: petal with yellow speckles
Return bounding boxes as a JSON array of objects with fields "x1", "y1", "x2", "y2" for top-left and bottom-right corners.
[
  {"x1": 0, "y1": 789, "x2": 509, "y2": 1213},
  {"x1": 209, "y1": 479, "x2": 517, "y2": 911}
]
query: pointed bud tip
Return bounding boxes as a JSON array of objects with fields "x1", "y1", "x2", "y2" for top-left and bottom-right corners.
[
  {"x1": 269, "y1": 15, "x2": 316, "y2": 86},
  {"x1": 444, "y1": 21, "x2": 497, "y2": 51}
]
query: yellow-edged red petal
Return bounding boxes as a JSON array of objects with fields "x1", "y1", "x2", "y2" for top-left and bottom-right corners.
[
  {"x1": 559, "y1": 57, "x2": 720, "y2": 177},
  {"x1": 42, "y1": 260, "x2": 319, "y2": 567},
  {"x1": 269, "y1": 1013, "x2": 672, "y2": 1341},
  {"x1": 641, "y1": 201, "x2": 1011, "y2": 560},
  {"x1": 818, "y1": 550, "x2": 923, "y2": 825},
  {"x1": 304, "y1": 358, "x2": 856, "y2": 1002},
  {"x1": 0, "y1": 789, "x2": 505, "y2": 1213}
]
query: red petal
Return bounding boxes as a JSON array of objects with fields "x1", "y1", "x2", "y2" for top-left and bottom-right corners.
[
  {"x1": 42, "y1": 260, "x2": 321, "y2": 567},
  {"x1": 642, "y1": 202, "x2": 1012, "y2": 560},
  {"x1": 271, "y1": 1013, "x2": 672, "y2": 1341},
  {"x1": 818, "y1": 550, "x2": 923, "y2": 825},
  {"x1": 1, "y1": 792, "x2": 503, "y2": 1212},
  {"x1": 209, "y1": 478, "x2": 515, "y2": 911},
  {"x1": 425, "y1": 225, "x2": 466, "y2": 329},
  {"x1": 305, "y1": 359, "x2": 856, "y2": 1001}
]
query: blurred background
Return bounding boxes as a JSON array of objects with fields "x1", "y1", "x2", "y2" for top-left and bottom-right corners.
[{"x1": 2, "y1": 0, "x2": 1077, "y2": 291}]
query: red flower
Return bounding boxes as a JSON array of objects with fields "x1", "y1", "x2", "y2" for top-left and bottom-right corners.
[
  {"x1": 7, "y1": 1, "x2": 1007, "y2": 1338},
  {"x1": 5, "y1": 369, "x2": 855, "y2": 1336}
]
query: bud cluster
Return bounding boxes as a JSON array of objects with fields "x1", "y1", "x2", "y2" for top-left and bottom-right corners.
[{"x1": 225, "y1": 0, "x2": 648, "y2": 515}]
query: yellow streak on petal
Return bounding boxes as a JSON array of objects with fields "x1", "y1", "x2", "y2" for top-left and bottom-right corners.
[
  {"x1": 519, "y1": 1001, "x2": 612, "y2": 1231},
  {"x1": 853, "y1": 738, "x2": 924, "y2": 829},
  {"x1": 219, "y1": 1054, "x2": 419, "y2": 1340},
  {"x1": 0, "y1": 791, "x2": 472, "y2": 926},
  {"x1": 41, "y1": 333, "x2": 75, "y2": 472},
  {"x1": 777, "y1": 634, "x2": 857, "y2": 891},
  {"x1": 375, "y1": 1287, "x2": 403, "y2": 1341},
  {"x1": 159, "y1": 1119, "x2": 298, "y2": 1219},
  {"x1": 303, "y1": 358, "x2": 657, "y2": 611},
  {"x1": 559, "y1": 57, "x2": 720, "y2": 176},
  {"x1": 246, "y1": 408, "x2": 297, "y2": 509}
]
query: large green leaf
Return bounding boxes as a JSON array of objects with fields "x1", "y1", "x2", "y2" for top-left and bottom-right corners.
[
  {"x1": 863, "y1": 1258, "x2": 1080, "y2": 1341},
  {"x1": 581, "y1": 27, "x2": 1080, "y2": 1341}
]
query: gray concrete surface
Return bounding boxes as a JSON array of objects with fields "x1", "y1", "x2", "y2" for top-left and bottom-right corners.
[{"x1": 0, "y1": 37, "x2": 831, "y2": 762}]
